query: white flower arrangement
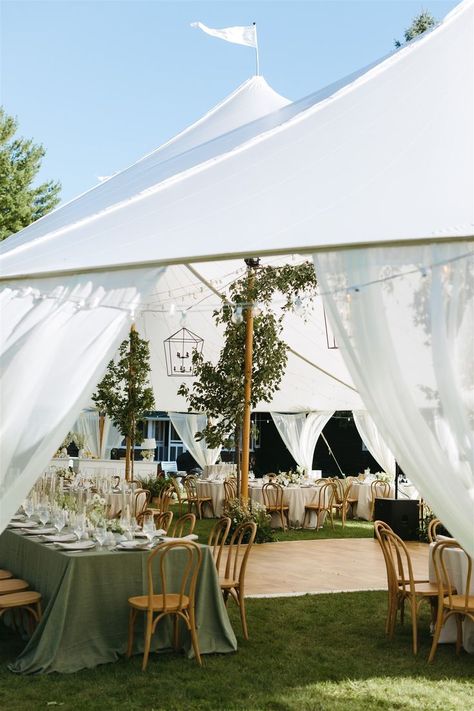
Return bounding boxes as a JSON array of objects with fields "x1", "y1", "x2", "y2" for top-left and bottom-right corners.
[
  {"x1": 141, "y1": 449, "x2": 155, "y2": 461},
  {"x1": 375, "y1": 471, "x2": 395, "y2": 484},
  {"x1": 276, "y1": 469, "x2": 305, "y2": 487}
]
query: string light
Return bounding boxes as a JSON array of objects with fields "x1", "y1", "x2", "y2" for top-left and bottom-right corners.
[
  {"x1": 180, "y1": 310, "x2": 188, "y2": 325},
  {"x1": 231, "y1": 306, "x2": 243, "y2": 325}
]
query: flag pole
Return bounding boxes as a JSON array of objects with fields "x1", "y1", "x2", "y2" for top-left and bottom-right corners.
[{"x1": 253, "y1": 22, "x2": 260, "y2": 75}]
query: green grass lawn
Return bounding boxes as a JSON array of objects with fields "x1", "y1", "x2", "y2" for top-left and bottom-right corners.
[
  {"x1": 179, "y1": 506, "x2": 374, "y2": 543},
  {"x1": 0, "y1": 591, "x2": 472, "y2": 711}
]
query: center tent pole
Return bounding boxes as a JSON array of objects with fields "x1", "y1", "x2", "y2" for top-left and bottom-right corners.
[{"x1": 240, "y1": 258, "x2": 259, "y2": 499}]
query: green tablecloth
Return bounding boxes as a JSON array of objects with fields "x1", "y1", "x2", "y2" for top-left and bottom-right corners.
[{"x1": 0, "y1": 529, "x2": 237, "y2": 674}]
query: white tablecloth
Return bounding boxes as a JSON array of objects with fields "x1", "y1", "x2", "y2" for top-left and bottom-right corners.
[
  {"x1": 428, "y1": 543, "x2": 474, "y2": 653},
  {"x1": 196, "y1": 481, "x2": 226, "y2": 517},
  {"x1": 249, "y1": 484, "x2": 327, "y2": 528},
  {"x1": 350, "y1": 481, "x2": 419, "y2": 521}
]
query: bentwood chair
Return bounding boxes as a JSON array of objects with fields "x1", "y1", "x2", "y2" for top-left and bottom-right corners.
[
  {"x1": 137, "y1": 509, "x2": 174, "y2": 533},
  {"x1": 170, "y1": 513, "x2": 196, "y2": 538},
  {"x1": 378, "y1": 525, "x2": 442, "y2": 654},
  {"x1": 127, "y1": 541, "x2": 203, "y2": 671},
  {"x1": 0, "y1": 570, "x2": 13, "y2": 581},
  {"x1": 369, "y1": 481, "x2": 391, "y2": 520},
  {"x1": 343, "y1": 477, "x2": 359, "y2": 518},
  {"x1": 132, "y1": 489, "x2": 151, "y2": 523},
  {"x1": 223, "y1": 479, "x2": 237, "y2": 508},
  {"x1": 262, "y1": 482, "x2": 289, "y2": 530},
  {"x1": 427, "y1": 518, "x2": 442, "y2": 543},
  {"x1": 302, "y1": 481, "x2": 335, "y2": 530},
  {"x1": 170, "y1": 477, "x2": 187, "y2": 516},
  {"x1": 429, "y1": 540, "x2": 473, "y2": 662},
  {"x1": 208, "y1": 517, "x2": 231, "y2": 573},
  {"x1": 0, "y1": 589, "x2": 42, "y2": 637},
  {"x1": 331, "y1": 479, "x2": 353, "y2": 528},
  {"x1": 219, "y1": 521, "x2": 257, "y2": 640},
  {"x1": 184, "y1": 476, "x2": 215, "y2": 519},
  {"x1": 0, "y1": 579, "x2": 30, "y2": 595}
]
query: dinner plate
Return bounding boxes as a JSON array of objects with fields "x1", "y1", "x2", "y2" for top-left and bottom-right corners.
[
  {"x1": 24, "y1": 526, "x2": 57, "y2": 536},
  {"x1": 9, "y1": 521, "x2": 38, "y2": 529},
  {"x1": 134, "y1": 529, "x2": 166, "y2": 539},
  {"x1": 161, "y1": 534, "x2": 199, "y2": 543},
  {"x1": 116, "y1": 540, "x2": 151, "y2": 550},
  {"x1": 44, "y1": 533, "x2": 77, "y2": 543},
  {"x1": 56, "y1": 540, "x2": 96, "y2": 551}
]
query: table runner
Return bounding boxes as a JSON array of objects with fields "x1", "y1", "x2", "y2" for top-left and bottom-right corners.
[{"x1": 0, "y1": 529, "x2": 237, "y2": 674}]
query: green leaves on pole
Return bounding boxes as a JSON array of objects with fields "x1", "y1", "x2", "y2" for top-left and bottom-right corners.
[
  {"x1": 92, "y1": 328, "x2": 155, "y2": 443},
  {"x1": 178, "y1": 261, "x2": 318, "y2": 450}
]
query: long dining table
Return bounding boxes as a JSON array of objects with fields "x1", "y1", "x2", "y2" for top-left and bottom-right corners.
[{"x1": 0, "y1": 528, "x2": 237, "y2": 674}]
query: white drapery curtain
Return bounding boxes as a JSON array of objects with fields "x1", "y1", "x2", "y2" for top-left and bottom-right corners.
[
  {"x1": 353, "y1": 410, "x2": 396, "y2": 478},
  {"x1": 0, "y1": 268, "x2": 163, "y2": 533},
  {"x1": 72, "y1": 409, "x2": 123, "y2": 459},
  {"x1": 314, "y1": 241, "x2": 474, "y2": 556},
  {"x1": 271, "y1": 411, "x2": 334, "y2": 474},
  {"x1": 168, "y1": 413, "x2": 221, "y2": 469}
]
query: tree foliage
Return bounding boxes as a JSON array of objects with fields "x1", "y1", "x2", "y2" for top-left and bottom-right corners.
[
  {"x1": 92, "y1": 328, "x2": 155, "y2": 443},
  {"x1": 394, "y1": 10, "x2": 436, "y2": 48},
  {"x1": 178, "y1": 261, "x2": 318, "y2": 455},
  {"x1": 0, "y1": 108, "x2": 61, "y2": 241}
]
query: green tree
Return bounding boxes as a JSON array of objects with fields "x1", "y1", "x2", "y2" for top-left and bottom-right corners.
[
  {"x1": 92, "y1": 327, "x2": 155, "y2": 480},
  {"x1": 178, "y1": 261, "x2": 318, "y2": 491},
  {"x1": 0, "y1": 108, "x2": 61, "y2": 241},
  {"x1": 395, "y1": 10, "x2": 436, "y2": 48}
]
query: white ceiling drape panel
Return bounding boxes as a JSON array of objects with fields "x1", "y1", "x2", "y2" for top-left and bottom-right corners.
[
  {"x1": 271, "y1": 412, "x2": 334, "y2": 474},
  {"x1": 73, "y1": 409, "x2": 101, "y2": 458},
  {"x1": 101, "y1": 418, "x2": 123, "y2": 460},
  {"x1": 0, "y1": 268, "x2": 163, "y2": 533},
  {"x1": 314, "y1": 241, "x2": 474, "y2": 556},
  {"x1": 168, "y1": 412, "x2": 221, "y2": 469},
  {"x1": 352, "y1": 410, "x2": 396, "y2": 478}
]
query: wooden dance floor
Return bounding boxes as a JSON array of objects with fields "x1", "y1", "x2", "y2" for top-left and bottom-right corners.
[{"x1": 244, "y1": 538, "x2": 430, "y2": 597}]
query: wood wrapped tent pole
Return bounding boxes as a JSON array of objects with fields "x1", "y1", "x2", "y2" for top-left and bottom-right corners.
[{"x1": 241, "y1": 259, "x2": 259, "y2": 500}]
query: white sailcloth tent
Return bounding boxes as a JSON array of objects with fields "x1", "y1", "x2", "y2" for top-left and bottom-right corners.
[{"x1": 0, "y1": 0, "x2": 472, "y2": 551}]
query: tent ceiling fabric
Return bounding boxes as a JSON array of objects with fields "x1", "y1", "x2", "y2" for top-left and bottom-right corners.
[
  {"x1": 140, "y1": 256, "x2": 363, "y2": 412},
  {"x1": 1, "y1": 0, "x2": 472, "y2": 280}
]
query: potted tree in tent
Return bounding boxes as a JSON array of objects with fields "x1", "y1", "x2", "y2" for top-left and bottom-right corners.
[{"x1": 92, "y1": 326, "x2": 155, "y2": 481}]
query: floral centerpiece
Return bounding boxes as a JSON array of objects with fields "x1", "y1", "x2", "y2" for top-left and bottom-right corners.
[
  {"x1": 276, "y1": 466, "x2": 305, "y2": 487},
  {"x1": 224, "y1": 498, "x2": 274, "y2": 543},
  {"x1": 87, "y1": 493, "x2": 108, "y2": 526},
  {"x1": 375, "y1": 471, "x2": 395, "y2": 484}
]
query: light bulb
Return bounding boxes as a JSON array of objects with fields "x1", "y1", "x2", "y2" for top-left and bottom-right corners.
[
  {"x1": 231, "y1": 306, "x2": 243, "y2": 325},
  {"x1": 169, "y1": 303, "x2": 176, "y2": 316}
]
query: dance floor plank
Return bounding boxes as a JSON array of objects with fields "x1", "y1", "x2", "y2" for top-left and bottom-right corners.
[{"x1": 243, "y1": 538, "x2": 429, "y2": 597}]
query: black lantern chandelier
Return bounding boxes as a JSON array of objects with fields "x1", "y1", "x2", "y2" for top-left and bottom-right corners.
[{"x1": 163, "y1": 328, "x2": 204, "y2": 377}]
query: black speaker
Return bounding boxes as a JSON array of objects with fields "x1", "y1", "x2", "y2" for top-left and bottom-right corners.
[{"x1": 373, "y1": 498, "x2": 420, "y2": 540}]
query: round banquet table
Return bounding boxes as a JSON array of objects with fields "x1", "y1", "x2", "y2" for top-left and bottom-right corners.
[
  {"x1": 349, "y1": 481, "x2": 419, "y2": 521},
  {"x1": 196, "y1": 481, "x2": 226, "y2": 518},
  {"x1": 248, "y1": 483, "x2": 328, "y2": 529},
  {"x1": 428, "y1": 542, "x2": 474, "y2": 653}
]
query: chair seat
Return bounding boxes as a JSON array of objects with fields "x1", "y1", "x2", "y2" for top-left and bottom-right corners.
[
  {"x1": 128, "y1": 593, "x2": 189, "y2": 611},
  {"x1": 219, "y1": 577, "x2": 238, "y2": 590},
  {"x1": 266, "y1": 504, "x2": 289, "y2": 511},
  {"x1": 304, "y1": 503, "x2": 327, "y2": 511},
  {"x1": 0, "y1": 570, "x2": 13, "y2": 581},
  {"x1": 443, "y1": 595, "x2": 474, "y2": 611},
  {"x1": 0, "y1": 590, "x2": 41, "y2": 608},
  {"x1": 0, "y1": 579, "x2": 29, "y2": 594},
  {"x1": 398, "y1": 582, "x2": 440, "y2": 596}
]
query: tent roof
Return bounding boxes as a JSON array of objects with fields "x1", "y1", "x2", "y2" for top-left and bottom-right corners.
[{"x1": 1, "y1": 0, "x2": 472, "y2": 280}]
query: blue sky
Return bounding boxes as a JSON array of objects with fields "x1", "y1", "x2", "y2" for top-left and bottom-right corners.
[{"x1": 1, "y1": 0, "x2": 458, "y2": 203}]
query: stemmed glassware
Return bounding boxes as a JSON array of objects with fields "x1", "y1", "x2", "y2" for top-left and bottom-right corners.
[
  {"x1": 38, "y1": 504, "x2": 50, "y2": 527},
  {"x1": 142, "y1": 514, "x2": 156, "y2": 546},
  {"x1": 23, "y1": 498, "x2": 34, "y2": 521},
  {"x1": 94, "y1": 525, "x2": 107, "y2": 549},
  {"x1": 53, "y1": 509, "x2": 67, "y2": 534},
  {"x1": 72, "y1": 512, "x2": 86, "y2": 541}
]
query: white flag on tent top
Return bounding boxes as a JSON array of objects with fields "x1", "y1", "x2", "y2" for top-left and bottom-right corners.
[{"x1": 191, "y1": 22, "x2": 257, "y2": 48}]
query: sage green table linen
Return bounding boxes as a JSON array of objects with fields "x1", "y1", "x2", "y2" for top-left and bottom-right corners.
[{"x1": 0, "y1": 529, "x2": 237, "y2": 674}]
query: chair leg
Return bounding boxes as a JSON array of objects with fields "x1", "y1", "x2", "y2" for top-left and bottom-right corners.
[
  {"x1": 302, "y1": 509, "x2": 308, "y2": 529},
  {"x1": 173, "y1": 614, "x2": 180, "y2": 651},
  {"x1": 411, "y1": 596, "x2": 418, "y2": 655},
  {"x1": 127, "y1": 608, "x2": 136, "y2": 658},
  {"x1": 142, "y1": 611, "x2": 153, "y2": 671},
  {"x1": 428, "y1": 607, "x2": 445, "y2": 663},
  {"x1": 237, "y1": 589, "x2": 249, "y2": 640},
  {"x1": 455, "y1": 614, "x2": 463, "y2": 655}
]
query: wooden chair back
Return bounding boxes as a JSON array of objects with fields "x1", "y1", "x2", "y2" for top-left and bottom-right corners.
[
  {"x1": 157, "y1": 485, "x2": 175, "y2": 512},
  {"x1": 370, "y1": 480, "x2": 391, "y2": 518},
  {"x1": 184, "y1": 475, "x2": 199, "y2": 501},
  {"x1": 427, "y1": 518, "x2": 442, "y2": 543},
  {"x1": 379, "y1": 527, "x2": 417, "y2": 596},
  {"x1": 132, "y1": 489, "x2": 151, "y2": 519},
  {"x1": 310, "y1": 481, "x2": 335, "y2": 509},
  {"x1": 262, "y1": 482, "x2": 284, "y2": 508},
  {"x1": 432, "y1": 539, "x2": 473, "y2": 613},
  {"x1": 208, "y1": 517, "x2": 231, "y2": 572},
  {"x1": 224, "y1": 479, "x2": 237, "y2": 505},
  {"x1": 154, "y1": 510, "x2": 173, "y2": 533},
  {"x1": 171, "y1": 513, "x2": 196, "y2": 538},
  {"x1": 224, "y1": 521, "x2": 257, "y2": 593},
  {"x1": 146, "y1": 541, "x2": 202, "y2": 613}
]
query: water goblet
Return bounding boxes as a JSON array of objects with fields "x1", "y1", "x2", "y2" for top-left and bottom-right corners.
[
  {"x1": 94, "y1": 525, "x2": 107, "y2": 549},
  {"x1": 38, "y1": 505, "x2": 50, "y2": 527},
  {"x1": 142, "y1": 514, "x2": 156, "y2": 545},
  {"x1": 23, "y1": 498, "x2": 34, "y2": 520},
  {"x1": 53, "y1": 509, "x2": 67, "y2": 534},
  {"x1": 73, "y1": 513, "x2": 86, "y2": 542}
]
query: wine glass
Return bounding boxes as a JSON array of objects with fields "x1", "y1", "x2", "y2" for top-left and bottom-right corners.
[
  {"x1": 142, "y1": 514, "x2": 156, "y2": 545},
  {"x1": 53, "y1": 509, "x2": 67, "y2": 534},
  {"x1": 73, "y1": 513, "x2": 86, "y2": 541},
  {"x1": 23, "y1": 498, "x2": 34, "y2": 520},
  {"x1": 94, "y1": 525, "x2": 107, "y2": 549},
  {"x1": 38, "y1": 505, "x2": 50, "y2": 527}
]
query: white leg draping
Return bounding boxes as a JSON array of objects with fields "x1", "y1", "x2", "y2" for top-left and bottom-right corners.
[
  {"x1": 0, "y1": 268, "x2": 163, "y2": 533},
  {"x1": 168, "y1": 412, "x2": 221, "y2": 469},
  {"x1": 353, "y1": 410, "x2": 396, "y2": 478},
  {"x1": 314, "y1": 241, "x2": 474, "y2": 556},
  {"x1": 271, "y1": 411, "x2": 334, "y2": 474}
]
